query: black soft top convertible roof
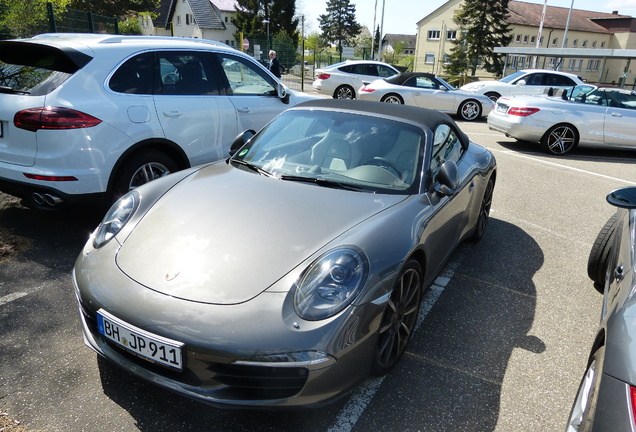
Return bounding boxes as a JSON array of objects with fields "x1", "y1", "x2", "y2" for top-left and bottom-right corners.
[{"x1": 295, "y1": 99, "x2": 471, "y2": 145}]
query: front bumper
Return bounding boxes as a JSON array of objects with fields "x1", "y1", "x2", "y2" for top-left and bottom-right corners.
[{"x1": 73, "y1": 257, "x2": 383, "y2": 408}]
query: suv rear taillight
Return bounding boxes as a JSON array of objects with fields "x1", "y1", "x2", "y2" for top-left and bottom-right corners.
[
  {"x1": 316, "y1": 73, "x2": 331, "y2": 80},
  {"x1": 506, "y1": 107, "x2": 540, "y2": 117},
  {"x1": 14, "y1": 107, "x2": 102, "y2": 132}
]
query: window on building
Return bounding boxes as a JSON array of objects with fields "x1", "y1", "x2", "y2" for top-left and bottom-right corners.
[
  {"x1": 523, "y1": 35, "x2": 529, "y2": 44},
  {"x1": 515, "y1": 34, "x2": 521, "y2": 43},
  {"x1": 573, "y1": 39, "x2": 578, "y2": 47},
  {"x1": 446, "y1": 29, "x2": 457, "y2": 40},
  {"x1": 592, "y1": 41, "x2": 597, "y2": 48},
  {"x1": 564, "y1": 39, "x2": 568, "y2": 47},
  {"x1": 586, "y1": 59, "x2": 600, "y2": 71},
  {"x1": 552, "y1": 38, "x2": 558, "y2": 46},
  {"x1": 567, "y1": 58, "x2": 575, "y2": 71},
  {"x1": 539, "y1": 36, "x2": 543, "y2": 45},
  {"x1": 185, "y1": 14, "x2": 195, "y2": 25},
  {"x1": 427, "y1": 30, "x2": 440, "y2": 40},
  {"x1": 575, "y1": 59, "x2": 582, "y2": 71},
  {"x1": 425, "y1": 53, "x2": 435, "y2": 64},
  {"x1": 531, "y1": 36, "x2": 536, "y2": 44},
  {"x1": 601, "y1": 41, "x2": 606, "y2": 48},
  {"x1": 176, "y1": 16, "x2": 181, "y2": 25},
  {"x1": 582, "y1": 40, "x2": 588, "y2": 48}
]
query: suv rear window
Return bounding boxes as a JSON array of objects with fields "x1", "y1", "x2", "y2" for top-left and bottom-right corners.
[{"x1": 0, "y1": 42, "x2": 91, "y2": 96}]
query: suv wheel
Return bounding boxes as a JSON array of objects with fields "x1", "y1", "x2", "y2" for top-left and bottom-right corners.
[{"x1": 113, "y1": 150, "x2": 178, "y2": 199}]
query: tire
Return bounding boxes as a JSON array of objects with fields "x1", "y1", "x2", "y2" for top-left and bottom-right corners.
[
  {"x1": 587, "y1": 213, "x2": 618, "y2": 292},
  {"x1": 381, "y1": 94, "x2": 404, "y2": 104},
  {"x1": 470, "y1": 177, "x2": 495, "y2": 242},
  {"x1": 484, "y1": 92, "x2": 500, "y2": 103},
  {"x1": 565, "y1": 346, "x2": 605, "y2": 432},
  {"x1": 458, "y1": 99, "x2": 482, "y2": 121},
  {"x1": 541, "y1": 124, "x2": 579, "y2": 155},
  {"x1": 371, "y1": 259, "x2": 422, "y2": 376},
  {"x1": 113, "y1": 150, "x2": 178, "y2": 199},
  {"x1": 334, "y1": 85, "x2": 355, "y2": 99}
]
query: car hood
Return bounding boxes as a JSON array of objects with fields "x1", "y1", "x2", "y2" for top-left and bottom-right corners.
[
  {"x1": 461, "y1": 80, "x2": 500, "y2": 90},
  {"x1": 116, "y1": 164, "x2": 406, "y2": 305}
]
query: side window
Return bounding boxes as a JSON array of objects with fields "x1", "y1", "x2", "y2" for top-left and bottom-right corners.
[
  {"x1": 155, "y1": 51, "x2": 219, "y2": 95},
  {"x1": 109, "y1": 52, "x2": 154, "y2": 94},
  {"x1": 415, "y1": 77, "x2": 438, "y2": 89},
  {"x1": 430, "y1": 124, "x2": 464, "y2": 176},
  {"x1": 523, "y1": 73, "x2": 544, "y2": 85},
  {"x1": 217, "y1": 54, "x2": 276, "y2": 96},
  {"x1": 606, "y1": 90, "x2": 636, "y2": 109},
  {"x1": 377, "y1": 65, "x2": 396, "y2": 77},
  {"x1": 582, "y1": 89, "x2": 607, "y2": 106}
]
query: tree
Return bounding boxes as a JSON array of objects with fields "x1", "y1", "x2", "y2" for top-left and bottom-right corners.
[
  {"x1": 318, "y1": 0, "x2": 361, "y2": 58},
  {"x1": 233, "y1": 0, "x2": 299, "y2": 45},
  {"x1": 373, "y1": 25, "x2": 380, "y2": 59},
  {"x1": 0, "y1": 0, "x2": 70, "y2": 38},
  {"x1": 445, "y1": 0, "x2": 513, "y2": 76},
  {"x1": 68, "y1": 0, "x2": 160, "y2": 17}
]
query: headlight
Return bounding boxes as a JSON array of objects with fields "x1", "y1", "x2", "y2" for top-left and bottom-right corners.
[
  {"x1": 294, "y1": 248, "x2": 368, "y2": 321},
  {"x1": 92, "y1": 192, "x2": 139, "y2": 249}
]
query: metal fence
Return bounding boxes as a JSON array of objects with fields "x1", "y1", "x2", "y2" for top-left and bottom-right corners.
[{"x1": 0, "y1": 3, "x2": 117, "y2": 40}]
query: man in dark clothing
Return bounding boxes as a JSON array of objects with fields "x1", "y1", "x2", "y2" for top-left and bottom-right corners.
[{"x1": 268, "y1": 50, "x2": 281, "y2": 78}]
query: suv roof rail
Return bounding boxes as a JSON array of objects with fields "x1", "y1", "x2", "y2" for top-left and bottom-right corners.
[{"x1": 31, "y1": 33, "x2": 234, "y2": 50}]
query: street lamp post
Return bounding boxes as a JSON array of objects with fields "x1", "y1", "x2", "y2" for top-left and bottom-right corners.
[{"x1": 263, "y1": 19, "x2": 270, "y2": 52}]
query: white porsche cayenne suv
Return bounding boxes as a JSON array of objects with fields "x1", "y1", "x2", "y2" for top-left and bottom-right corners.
[{"x1": 0, "y1": 33, "x2": 315, "y2": 210}]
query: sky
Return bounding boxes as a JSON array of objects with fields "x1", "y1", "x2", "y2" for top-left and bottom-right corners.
[{"x1": 297, "y1": 0, "x2": 636, "y2": 36}]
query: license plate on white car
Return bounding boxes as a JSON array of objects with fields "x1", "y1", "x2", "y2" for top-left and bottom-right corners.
[
  {"x1": 97, "y1": 309, "x2": 184, "y2": 371},
  {"x1": 496, "y1": 104, "x2": 508, "y2": 114}
]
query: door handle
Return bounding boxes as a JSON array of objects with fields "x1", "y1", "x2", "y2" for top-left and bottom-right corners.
[
  {"x1": 237, "y1": 108, "x2": 251, "y2": 113},
  {"x1": 163, "y1": 111, "x2": 182, "y2": 117},
  {"x1": 615, "y1": 264, "x2": 625, "y2": 282},
  {"x1": 611, "y1": 112, "x2": 623, "y2": 118}
]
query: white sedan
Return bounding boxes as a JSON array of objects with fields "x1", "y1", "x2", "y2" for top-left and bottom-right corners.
[
  {"x1": 358, "y1": 72, "x2": 493, "y2": 121},
  {"x1": 488, "y1": 85, "x2": 636, "y2": 155},
  {"x1": 312, "y1": 60, "x2": 400, "y2": 99},
  {"x1": 460, "y1": 69, "x2": 585, "y2": 103}
]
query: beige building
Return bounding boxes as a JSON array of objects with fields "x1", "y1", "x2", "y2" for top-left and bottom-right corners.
[{"x1": 414, "y1": 0, "x2": 636, "y2": 85}]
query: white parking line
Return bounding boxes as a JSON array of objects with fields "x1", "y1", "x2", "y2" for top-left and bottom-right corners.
[
  {"x1": 490, "y1": 148, "x2": 636, "y2": 186},
  {"x1": 0, "y1": 291, "x2": 28, "y2": 306},
  {"x1": 326, "y1": 251, "x2": 466, "y2": 432}
]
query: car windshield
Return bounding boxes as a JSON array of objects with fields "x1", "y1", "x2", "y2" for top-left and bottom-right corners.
[
  {"x1": 231, "y1": 109, "x2": 426, "y2": 194},
  {"x1": 436, "y1": 75, "x2": 455, "y2": 90},
  {"x1": 568, "y1": 85, "x2": 598, "y2": 102},
  {"x1": 499, "y1": 71, "x2": 527, "y2": 83}
]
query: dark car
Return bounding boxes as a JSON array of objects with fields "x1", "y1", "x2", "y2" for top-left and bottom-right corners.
[
  {"x1": 567, "y1": 186, "x2": 636, "y2": 431},
  {"x1": 74, "y1": 100, "x2": 496, "y2": 408}
]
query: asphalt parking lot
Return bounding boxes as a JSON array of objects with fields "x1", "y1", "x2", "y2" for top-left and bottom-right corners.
[{"x1": 1, "y1": 117, "x2": 635, "y2": 431}]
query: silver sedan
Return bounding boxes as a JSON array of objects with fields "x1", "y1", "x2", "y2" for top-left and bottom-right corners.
[
  {"x1": 358, "y1": 72, "x2": 494, "y2": 121},
  {"x1": 73, "y1": 100, "x2": 496, "y2": 408},
  {"x1": 488, "y1": 85, "x2": 636, "y2": 155},
  {"x1": 567, "y1": 187, "x2": 636, "y2": 431}
]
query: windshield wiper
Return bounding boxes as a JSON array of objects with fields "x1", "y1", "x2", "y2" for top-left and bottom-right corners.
[
  {"x1": 279, "y1": 175, "x2": 364, "y2": 191},
  {"x1": 0, "y1": 85, "x2": 29, "y2": 95},
  {"x1": 229, "y1": 159, "x2": 274, "y2": 177}
]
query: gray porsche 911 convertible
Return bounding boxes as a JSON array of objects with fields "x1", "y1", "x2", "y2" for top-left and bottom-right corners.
[{"x1": 73, "y1": 99, "x2": 497, "y2": 408}]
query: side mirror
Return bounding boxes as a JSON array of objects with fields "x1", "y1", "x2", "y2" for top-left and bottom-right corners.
[
  {"x1": 229, "y1": 130, "x2": 255, "y2": 156},
  {"x1": 436, "y1": 160, "x2": 459, "y2": 196},
  {"x1": 277, "y1": 82, "x2": 290, "y2": 104},
  {"x1": 607, "y1": 187, "x2": 636, "y2": 209},
  {"x1": 516, "y1": 79, "x2": 527, "y2": 86}
]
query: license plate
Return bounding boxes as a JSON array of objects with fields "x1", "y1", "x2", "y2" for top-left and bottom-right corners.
[
  {"x1": 496, "y1": 104, "x2": 508, "y2": 114},
  {"x1": 97, "y1": 309, "x2": 184, "y2": 371}
]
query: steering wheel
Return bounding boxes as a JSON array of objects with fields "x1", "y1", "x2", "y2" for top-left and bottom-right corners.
[{"x1": 361, "y1": 157, "x2": 402, "y2": 178}]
